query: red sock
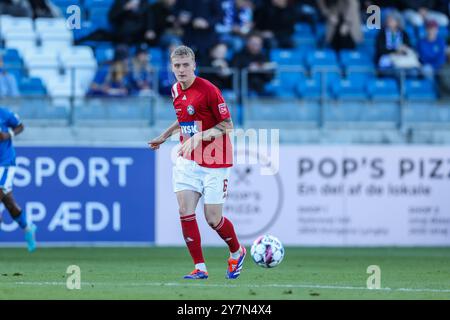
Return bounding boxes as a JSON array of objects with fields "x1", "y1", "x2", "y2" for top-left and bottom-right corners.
[
  {"x1": 180, "y1": 214, "x2": 205, "y2": 265},
  {"x1": 212, "y1": 216, "x2": 240, "y2": 253}
]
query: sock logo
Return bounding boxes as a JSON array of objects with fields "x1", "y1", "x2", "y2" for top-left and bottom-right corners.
[
  {"x1": 225, "y1": 237, "x2": 233, "y2": 242},
  {"x1": 185, "y1": 237, "x2": 194, "y2": 243}
]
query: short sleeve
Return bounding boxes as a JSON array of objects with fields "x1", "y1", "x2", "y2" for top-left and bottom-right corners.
[
  {"x1": 6, "y1": 110, "x2": 21, "y2": 128},
  {"x1": 208, "y1": 86, "x2": 231, "y2": 122}
]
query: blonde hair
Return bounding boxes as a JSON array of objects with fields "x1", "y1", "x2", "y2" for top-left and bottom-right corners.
[{"x1": 170, "y1": 45, "x2": 196, "y2": 62}]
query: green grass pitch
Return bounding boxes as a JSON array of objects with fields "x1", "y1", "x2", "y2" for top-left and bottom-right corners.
[{"x1": 1, "y1": 247, "x2": 449, "y2": 299}]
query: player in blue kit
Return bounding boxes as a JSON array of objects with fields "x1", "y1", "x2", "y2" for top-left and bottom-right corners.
[{"x1": 0, "y1": 107, "x2": 37, "y2": 252}]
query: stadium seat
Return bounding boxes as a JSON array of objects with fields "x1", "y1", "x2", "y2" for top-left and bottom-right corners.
[
  {"x1": 88, "y1": 7, "x2": 111, "y2": 30},
  {"x1": 331, "y1": 79, "x2": 367, "y2": 100},
  {"x1": 35, "y1": 18, "x2": 73, "y2": 50},
  {"x1": 404, "y1": 24, "x2": 418, "y2": 48},
  {"x1": 270, "y1": 48, "x2": 304, "y2": 66},
  {"x1": 306, "y1": 49, "x2": 338, "y2": 69},
  {"x1": 339, "y1": 50, "x2": 374, "y2": 70},
  {"x1": 3, "y1": 31, "x2": 37, "y2": 52},
  {"x1": 346, "y1": 69, "x2": 375, "y2": 83},
  {"x1": 2, "y1": 48, "x2": 22, "y2": 67},
  {"x1": 296, "y1": 76, "x2": 323, "y2": 100},
  {"x1": 0, "y1": 16, "x2": 33, "y2": 34},
  {"x1": 19, "y1": 77, "x2": 47, "y2": 96},
  {"x1": 60, "y1": 46, "x2": 97, "y2": 94},
  {"x1": 24, "y1": 48, "x2": 60, "y2": 86},
  {"x1": 265, "y1": 71, "x2": 305, "y2": 98},
  {"x1": 95, "y1": 45, "x2": 115, "y2": 64},
  {"x1": 367, "y1": 78, "x2": 400, "y2": 101},
  {"x1": 149, "y1": 47, "x2": 163, "y2": 66},
  {"x1": 84, "y1": 0, "x2": 114, "y2": 7},
  {"x1": 292, "y1": 23, "x2": 315, "y2": 46},
  {"x1": 404, "y1": 79, "x2": 438, "y2": 101},
  {"x1": 35, "y1": 18, "x2": 67, "y2": 32}
]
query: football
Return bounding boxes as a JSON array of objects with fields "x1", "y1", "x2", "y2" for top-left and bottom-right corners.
[{"x1": 250, "y1": 234, "x2": 285, "y2": 268}]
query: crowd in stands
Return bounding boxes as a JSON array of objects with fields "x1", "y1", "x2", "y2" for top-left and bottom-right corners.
[{"x1": 1, "y1": 0, "x2": 450, "y2": 99}]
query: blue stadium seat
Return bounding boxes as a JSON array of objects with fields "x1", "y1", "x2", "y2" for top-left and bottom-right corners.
[
  {"x1": 361, "y1": 25, "x2": 380, "y2": 40},
  {"x1": 2, "y1": 49, "x2": 22, "y2": 67},
  {"x1": 306, "y1": 49, "x2": 338, "y2": 69},
  {"x1": 296, "y1": 76, "x2": 323, "y2": 100},
  {"x1": 19, "y1": 77, "x2": 47, "y2": 96},
  {"x1": 331, "y1": 79, "x2": 367, "y2": 100},
  {"x1": 404, "y1": 79, "x2": 438, "y2": 101},
  {"x1": 339, "y1": 50, "x2": 374, "y2": 70},
  {"x1": 293, "y1": 23, "x2": 315, "y2": 46},
  {"x1": 367, "y1": 78, "x2": 399, "y2": 101},
  {"x1": 84, "y1": 0, "x2": 114, "y2": 7},
  {"x1": 89, "y1": 7, "x2": 110, "y2": 30},
  {"x1": 270, "y1": 48, "x2": 304, "y2": 66},
  {"x1": 265, "y1": 72, "x2": 304, "y2": 98},
  {"x1": 95, "y1": 45, "x2": 114, "y2": 64},
  {"x1": 404, "y1": 24, "x2": 418, "y2": 48},
  {"x1": 346, "y1": 69, "x2": 375, "y2": 82},
  {"x1": 149, "y1": 47, "x2": 163, "y2": 66}
]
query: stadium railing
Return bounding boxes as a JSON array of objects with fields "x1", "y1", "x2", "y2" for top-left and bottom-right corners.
[{"x1": 1, "y1": 65, "x2": 449, "y2": 134}]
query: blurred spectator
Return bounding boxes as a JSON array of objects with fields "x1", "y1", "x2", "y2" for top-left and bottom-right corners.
[
  {"x1": 103, "y1": 59, "x2": 130, "y2": 97},
  {"x1": 176, "y1": 0, "x2": 222, "y2": 62},
  {"x1": 375, "y1": 10, "x2": 420, "y2": 74},
  {"x1": 109, "y1": 0, "x2": 155, "y2": 45},
  {"x1": 27, "y1": 0, "x2": 61, "y2": 19},
  {"x1": 200, "y1": 42, "x2": 233, "y2": 90},
  {"x1": 317, "y1": 0, "x2": 362, "y2": 52},
  {"x1": 418, "y1": 20, "x2": 446, "y2": 79},
  {"x1": 88, "y1": 47, "x2": 130, "y2": 97},
  {"x1": 400, "y1": 0, "x2": 449, "y2": 28},
  {"x1": 0, "y1": 57, "x2": 20, "y2": 98},
  {"x1": 147, "y1": 0, "x2": 182, "y2": 47},
  {"x1": 129, "y1": 46, "x2": 154, "y2": 96},
  {"x1": 0, "y1": 0, "x2": 32, "y2": 17},
  {"x1": 254, "y1": 0, "x2": 297, "y2": 48},
  {"x1": 232, "y1": 33, "x2": 275, "y2": 95},
  {"x1": 216, "y1": 0, "x2": 254, "y2": 52}
]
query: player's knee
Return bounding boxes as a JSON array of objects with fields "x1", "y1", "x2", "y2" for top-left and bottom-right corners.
[
  {"x1": 178, "y1": 206, "x2": 191, "y2": 216},
  {"x1": 3, "y1": 195, "x2": 21, "y2": 216},
  {"x1": 206, "y1": 215, "x2": 221, "y2": 228}
]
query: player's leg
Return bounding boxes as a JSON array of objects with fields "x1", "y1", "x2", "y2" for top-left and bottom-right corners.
[
  {"x1": 203, "y1": 169, "x2": 246, "y2": 279},
  {"x1": 0, "y1": 166, "x2": 37, "y2": 252},
  {"x1": 176, "y1": 190, "x2": 208, "y2": 278},
  {"x1": 0, "y1": 191, "x2": 37, "y2": 252},
  {"x1": 172, "y1": 157, "x2": 208, "y2": 279}
]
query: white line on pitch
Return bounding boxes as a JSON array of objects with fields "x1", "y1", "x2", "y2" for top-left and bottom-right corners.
[{"x1": 11, "y1": 281, "x2": 450, "y2": 294}]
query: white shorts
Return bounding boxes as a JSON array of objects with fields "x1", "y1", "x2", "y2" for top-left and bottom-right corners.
[
  {"x1": 0, "y1": 166, "x2": 16, "y2": 194},
  {"x1": 172, "y1": 157, "x2": 231, "y2": 204}
]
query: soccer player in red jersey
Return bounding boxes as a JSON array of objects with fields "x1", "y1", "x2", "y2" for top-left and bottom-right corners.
[{"x1": 148, "y1": 45, "x2": 246, "y2": 279}]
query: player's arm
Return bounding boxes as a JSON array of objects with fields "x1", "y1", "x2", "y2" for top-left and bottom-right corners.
[
  {"x1": 148, "y1": 120, "x2": 180, "y2": 150},
  {"x1": 200, "y1": 118, "x2": 233, "y2": 141},
  {"x1": 0, "y1": 123, "x2": 24, "y2": 141}
]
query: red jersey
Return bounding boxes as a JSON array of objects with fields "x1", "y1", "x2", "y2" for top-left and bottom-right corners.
[{"x1": 171, "y1": 77, "x2": 233, "y2": 168}]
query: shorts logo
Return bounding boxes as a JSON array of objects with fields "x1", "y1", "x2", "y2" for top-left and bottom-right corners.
[
  {"x1": 218, "y1": 103, "x2": 228, "y2": 115},
  {"x1": 187, "y1": 105, "x2": 195, "y2": 115}
]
